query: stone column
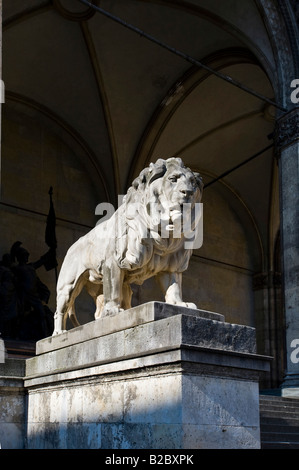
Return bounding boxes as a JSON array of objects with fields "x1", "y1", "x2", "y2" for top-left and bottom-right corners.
[
  {"x1": 275, "y1": 107, "x2": 299, "y2": 397},
  {"x1": 253, "y1": 271, "x2": 284, "y2": 389}
]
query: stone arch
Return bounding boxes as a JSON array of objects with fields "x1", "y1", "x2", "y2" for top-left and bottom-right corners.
[
  {"x1": 0, "y1": 94, "x2": 108, "y2": 320},
  {"x1": 129, "y1": 48, "x2": 275, "y2": 325},
  {"x1": 129, "y1": 47, "x2": 273, "y2": 185},
  {"x1": 256, "y1": 0, "x2": 298, "y2": 110}
]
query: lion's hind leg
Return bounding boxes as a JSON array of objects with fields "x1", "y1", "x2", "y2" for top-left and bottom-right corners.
[
  {"x1": 53, "y1": 274, "x2": 86, "y2": 335},
  {"x1": 156, "y1": 271, "x2": 197, "y2": 309},
  {"x1": 53, "y1": 284, "x2": 73, "y2": 335},
  {"x1": 121, "y1": 282, "x2": 133, "y2": 310},
  {"x1": 85, "y1": 281, "x2": 104, "y2": 320},
  {"x1": 67, "y1": 275, "x2": 89, "y2": 328}
]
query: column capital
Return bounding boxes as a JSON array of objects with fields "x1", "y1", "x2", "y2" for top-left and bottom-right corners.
[{"x1": 274, "y1": 107, "x2": 299, "y2": 154}]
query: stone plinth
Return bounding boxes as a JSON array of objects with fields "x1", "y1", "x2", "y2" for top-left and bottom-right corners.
[
  {"x1": 0, "y1": 359, "x2": 26, "y2": 449},
  {"x1": 25, "y1": 302, "x2": 270, "y2": 449}
]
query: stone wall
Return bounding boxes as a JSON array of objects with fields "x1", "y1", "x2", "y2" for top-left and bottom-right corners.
[
  {"x1": 0, "y1": 358, "x2": 26, "y2": 449},
  {"x1": 0, "y1": 98, "x2": 258, "y2": 334},
  {"x1": 0, "y1": 101, "x2": 101, "y2": 326}
]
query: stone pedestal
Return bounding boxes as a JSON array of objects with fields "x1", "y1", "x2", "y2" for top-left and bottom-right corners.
[
  {"x1": 0, "y1": 358, "x2": 26, "y2": 449},
  {"x1": 25, "y1": 302, "x2": 270, "y2": 449}
]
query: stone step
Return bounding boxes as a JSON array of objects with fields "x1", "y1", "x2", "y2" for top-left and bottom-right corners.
[
  {"x1": 259, "y1": 395, "x2": 299, "y2": 406},
  {"x1": 260, "y1": 404, "x2": 299, "y2": 413},
  {"x1": 261, "y1": 423, "x2": 299, "y2": 434},
  {"x1": 260, "y1": 395, "x2": 299, "y2": 401},
  {"x1": 261, "y1": 441, "x2": 299, "y2": 449},
  {"x1": 259, "y1": 395, "x2": 299, "y2": 449},
  {"x1": 260, "y1": 409, "x2": 299, "y2": 415},
  {"x1": 260, "y1": 397, "x2": 299, "y2": 406},
  {"x1": 261, "y1": 431, "x2": 299, "y2": 442},
  {"x1": 260, "y1": 411, "x2": 299, "y2": 422},
  {"x1": 260, "y1": 397, "x2": 299, "y2": 415},
  {"x1": 260, "y1": 402, "x2": 299, "y2": 411}
]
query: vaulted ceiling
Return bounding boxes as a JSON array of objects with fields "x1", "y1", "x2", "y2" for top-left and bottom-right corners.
[{"x1": 2, "y1": 0, "x2": 281, "y2": 270}]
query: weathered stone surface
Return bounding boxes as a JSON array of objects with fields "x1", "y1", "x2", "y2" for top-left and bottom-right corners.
[
  {"x1": 0, "y1": 359, "x2": 26, "y2": 449},
  {"x1": 37, "y1": 301, "x2": 224, "y2": 355},
  {"x1": 25, "y1": 363, "x2": 263, "y2": 449},
  {"x1": 277, "y1": 109, "x2": 299, "y2": 396},
  {"x1": 27, "y1": 304, "x2": 257, "y2": 379},
  {"x1": 24, "y1": 303, "x2": 270, "y2": 449}
]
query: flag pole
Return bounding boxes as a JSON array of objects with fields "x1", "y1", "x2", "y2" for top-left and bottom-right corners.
[{"x1": 46, "y1": 186, "x2": 58, "y2": 285}]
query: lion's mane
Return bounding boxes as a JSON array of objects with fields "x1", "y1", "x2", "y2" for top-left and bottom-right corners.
[{"x1": 115, "y1": 157, "x2": 203, "y2": 281}]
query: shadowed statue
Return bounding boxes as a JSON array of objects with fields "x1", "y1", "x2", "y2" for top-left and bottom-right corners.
[{"x1": 53, "y1": 157, "x2": 203, "y2": 335}]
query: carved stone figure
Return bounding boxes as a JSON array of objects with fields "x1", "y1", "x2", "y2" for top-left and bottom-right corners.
[
  {"x1": 53, "y1": 157, "x2": 203, "y2": 335},
  {"x1": 13, "y1": 247, "x2": 50, "y2": 338},
  {"x1": 0, "y1": 254, "x2": 18, "y2": 338},
  {"x1": 0, "y1": 242, "x2": 54, "y2": 340}
]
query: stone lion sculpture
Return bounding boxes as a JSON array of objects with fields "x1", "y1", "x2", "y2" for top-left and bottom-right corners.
[{"x1": 53, "y1": 157, "x2": 203, "y2": 335}]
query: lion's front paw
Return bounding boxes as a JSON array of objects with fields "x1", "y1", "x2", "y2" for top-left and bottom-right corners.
[
  {"x1": 169, "y1": 301, "x2": 197, "y2": 310},
  {"x1": 52, "y1": 329, "x2": 67, "y2": 335},
  {"x1": 183, "y1": 302, "x2": 197, "y2": 310},
  {"x1": 102, "y1": 303, "x2": 124, "y2": 317}
]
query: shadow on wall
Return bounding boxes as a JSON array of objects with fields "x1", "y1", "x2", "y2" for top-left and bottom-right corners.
[
  {"x1": 25, "y1": 375, "x2": 261, "y2": 449},
  {"x1": 0, "y1": 241, "x2": 55, "y2": 341},
  {"x1": 26, "y1": 414, "x2": 260, "y2": 450}
]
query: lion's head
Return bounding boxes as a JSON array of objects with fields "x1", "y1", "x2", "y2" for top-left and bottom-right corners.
[
  {"x1": 125, "y1": 157, "x2": 203, "y2": 232},
  {"x1": 116, "y1": 158, "x2": 203, "y2": 273}
]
